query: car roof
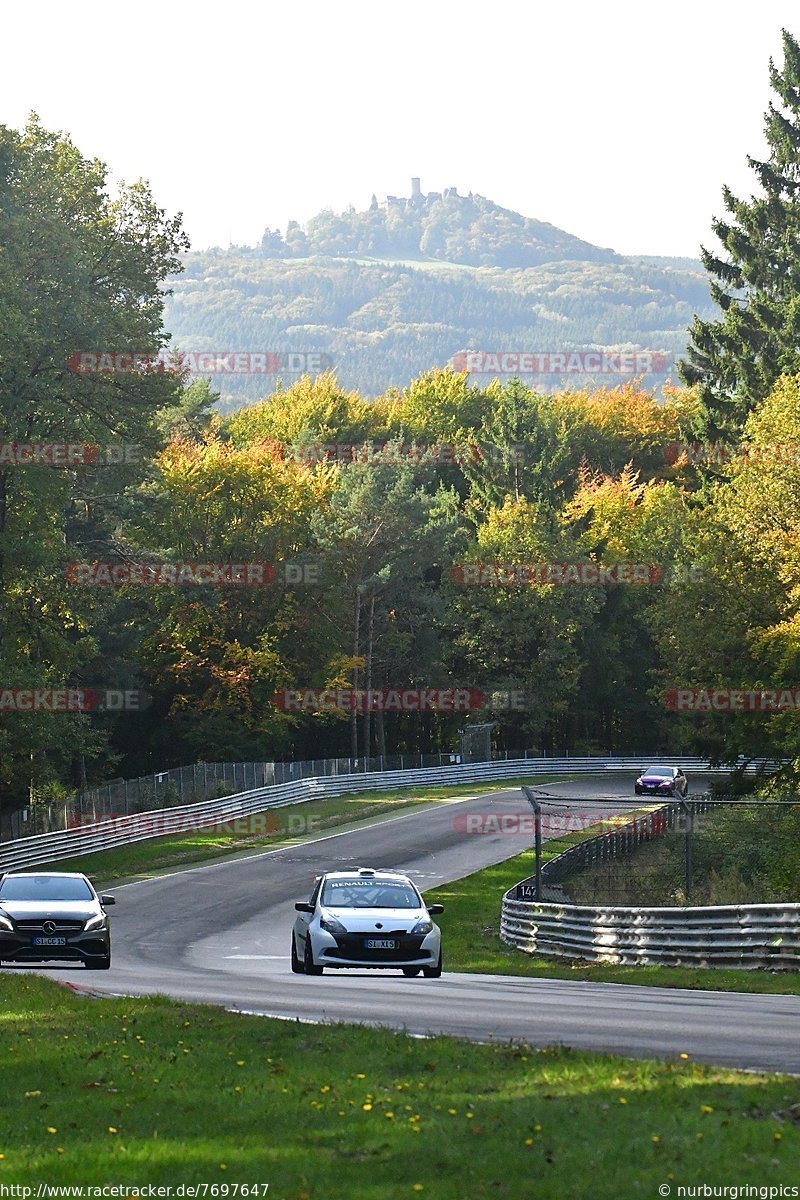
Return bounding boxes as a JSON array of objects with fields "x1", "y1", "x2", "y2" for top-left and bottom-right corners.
[
  {"x1": 1, "y1": 871, "x2": 89, "y2": 879},
  {"x1": 322, "y1": 868, "x2": 412, "y2": 883}
]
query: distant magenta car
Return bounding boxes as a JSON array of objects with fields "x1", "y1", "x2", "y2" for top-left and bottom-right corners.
[{"x1": 634, "y1": 765, "x2": 688, "y2": 797}]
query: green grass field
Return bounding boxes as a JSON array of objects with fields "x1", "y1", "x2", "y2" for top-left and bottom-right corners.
[{"x1": 0, "y1": 974, "x2": 797, "y2": 1198}]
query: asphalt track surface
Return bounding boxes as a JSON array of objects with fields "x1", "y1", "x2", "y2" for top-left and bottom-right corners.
[{"x1": 19, "y1": 775, "x2": 800, "y2": 1073}]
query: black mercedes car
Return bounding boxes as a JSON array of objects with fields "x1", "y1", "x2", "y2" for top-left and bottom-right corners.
[
  {"x1": 634, "y1": 765, "x2": 688, "y2": 797},
  {"x1": 0, "y1": 872, "x2": 115, "y2": 969}
]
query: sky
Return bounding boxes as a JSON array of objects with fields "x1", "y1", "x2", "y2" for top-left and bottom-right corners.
[{"x1": 3, "y1": 1, "x2": 798, "y2": 258}]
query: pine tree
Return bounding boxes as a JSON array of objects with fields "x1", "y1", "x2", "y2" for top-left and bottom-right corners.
[{"x1": 680, "y1": 29, "x2": 800, "y2": 438}]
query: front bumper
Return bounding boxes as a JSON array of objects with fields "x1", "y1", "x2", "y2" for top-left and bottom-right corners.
[
  {"x1": 0, "y1": 928, "x2": 109, "y2": 964},
  {"x1": 313, "y1": 930, "x2": 439, "y2": 969}
]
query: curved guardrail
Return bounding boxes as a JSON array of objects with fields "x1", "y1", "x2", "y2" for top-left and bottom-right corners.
[
  {"x1": 0, "y1": 755, "x2": 748, "y2": 873},
  {"x1": 501, "y1": 804, "x2": 800, "y2": 969},
  {"x1": 501, "y1": 896, "x2": 800, "y2": 969}
]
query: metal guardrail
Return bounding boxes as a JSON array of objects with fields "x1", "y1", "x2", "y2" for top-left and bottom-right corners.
[
  {"x1": 0, "y1": 755, "x2": 750, "y2": 873},
  {"x1": 501, "y1": 803, "x2": 800, "y2": 969},
  {"x1": 18, "y1": 749, "x2": 783, "y2": 838}
]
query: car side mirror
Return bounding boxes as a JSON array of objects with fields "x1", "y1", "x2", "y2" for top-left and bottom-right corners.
[
  {"x1": 427, "y1": 903, "x2": 444, "y2": 915},
  {"x1": 295, "y1": 902, "x2": 314, "y2": 913},
  {"x1": 100, "y1": 895, "x2": 116, "y2": 905}
]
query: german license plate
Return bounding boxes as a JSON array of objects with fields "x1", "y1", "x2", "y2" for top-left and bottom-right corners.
[
  {"x1": 32, "y1": 936, "x2": 66, "y2": 946},
  {"x1": 365, "y1": 938, "x2": 398, "y2": 949}
]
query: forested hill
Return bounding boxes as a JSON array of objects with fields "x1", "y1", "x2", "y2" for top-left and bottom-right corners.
[
  {"x1": 163, "y1": 186, "x2": 714, "y2": 408},
  {"x1": 259, "y1": 187, "x2": 621, "y2": 267}
]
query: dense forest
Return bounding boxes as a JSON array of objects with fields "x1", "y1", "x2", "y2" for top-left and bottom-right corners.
[{"x1": 4, "y1": 30, "x2": 800, "y2": 817}]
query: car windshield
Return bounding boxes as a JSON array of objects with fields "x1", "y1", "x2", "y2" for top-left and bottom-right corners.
[
  {"x1": 644, "y1": 767, "x2": 673, "y2": 777},
  {"x1": 0, "y1": 875, "x2": 93, "y2": 901},
  {"x1": 321, "y1": 878, "x2": 421, "y2": 909}
]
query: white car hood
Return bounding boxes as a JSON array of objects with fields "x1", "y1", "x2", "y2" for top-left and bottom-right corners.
[{"x1": 324, "y1": 907, "x2": 426, "y2": 932}]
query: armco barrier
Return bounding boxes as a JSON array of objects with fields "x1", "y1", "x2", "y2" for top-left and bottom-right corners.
[
  {"x1": 501, "y1": 896, "x2": 800, "y2": 969},
  {"x1": 0, "y1": 755, "x2": 770, "y2": 874},
  {"x1": 501, "y1": 801, "x2": 800, "y2": 969}
]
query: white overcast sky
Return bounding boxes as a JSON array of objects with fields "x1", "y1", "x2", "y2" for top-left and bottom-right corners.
[{"x1": 3, "y1": 1, "x2": 798, "y2": 257}]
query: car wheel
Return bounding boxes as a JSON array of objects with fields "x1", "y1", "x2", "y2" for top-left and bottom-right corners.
[
  {"x1": 85, "y1": 955, "x2": 111, "y2": 970},
  {"x1": 402, "y1": 967, "x2": 421, "y2": 977},
  {"x1": 303, "y1": 937, "x2": 323, "y2": 976},
  {"x1": 422, "y1": 952, "x2": 442, "y2": 979},
  {"x1": 291, "y1": 933, "x2": 305, "y2": 974}
]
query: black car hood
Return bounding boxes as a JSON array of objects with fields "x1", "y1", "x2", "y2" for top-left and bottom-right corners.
[{"x1": 0, "y1": 899, "x2": 99, "y2": 920}]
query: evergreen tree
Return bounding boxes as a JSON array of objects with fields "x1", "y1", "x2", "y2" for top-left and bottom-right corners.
[{"x1": 680, "y1": 30, "x2": 800, "y2": 438}]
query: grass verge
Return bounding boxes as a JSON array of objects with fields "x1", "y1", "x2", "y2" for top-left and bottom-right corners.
[
  {"x1": 39, "y1": 776, "x2": 572, "y2": 886},
  {"x1": 0, "y1": 974, "x2": 797, "y2": 1198},
  {"x1": 426, "y1": 842, "x2": 800, "y2": 995}
]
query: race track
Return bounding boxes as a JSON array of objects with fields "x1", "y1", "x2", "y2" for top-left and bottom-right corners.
[{"x1": 22, "y1": 775, "x2": 800, "y2": 1073}]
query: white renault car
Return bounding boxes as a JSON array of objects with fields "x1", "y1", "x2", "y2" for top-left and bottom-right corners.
[{"x1": 292, "y1": 867, "x2": 443, "y2": 977}]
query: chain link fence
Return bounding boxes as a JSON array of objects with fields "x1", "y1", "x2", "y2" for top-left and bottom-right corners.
[
  {"x1": 555, "y1": 796, "x2": 800, "y2": 907},
  {"x1": 7, "y1": 748, "x2": 548, "y2": 839}
]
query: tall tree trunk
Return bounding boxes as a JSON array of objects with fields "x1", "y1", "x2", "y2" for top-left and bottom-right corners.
[
  {"x1": 375, "y1": 707, "x2": 387, "y2": 763},
  {"x1": 351, "y1": 588, "x2": 361, "y2": 760},
  {"x1": 362, "y1": 592, "x2": 375, "y2": 766}
]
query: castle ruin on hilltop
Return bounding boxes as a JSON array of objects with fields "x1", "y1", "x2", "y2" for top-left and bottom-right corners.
[{"x1": 380, "y1": 178, "x2": 459, "y2": 210}]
